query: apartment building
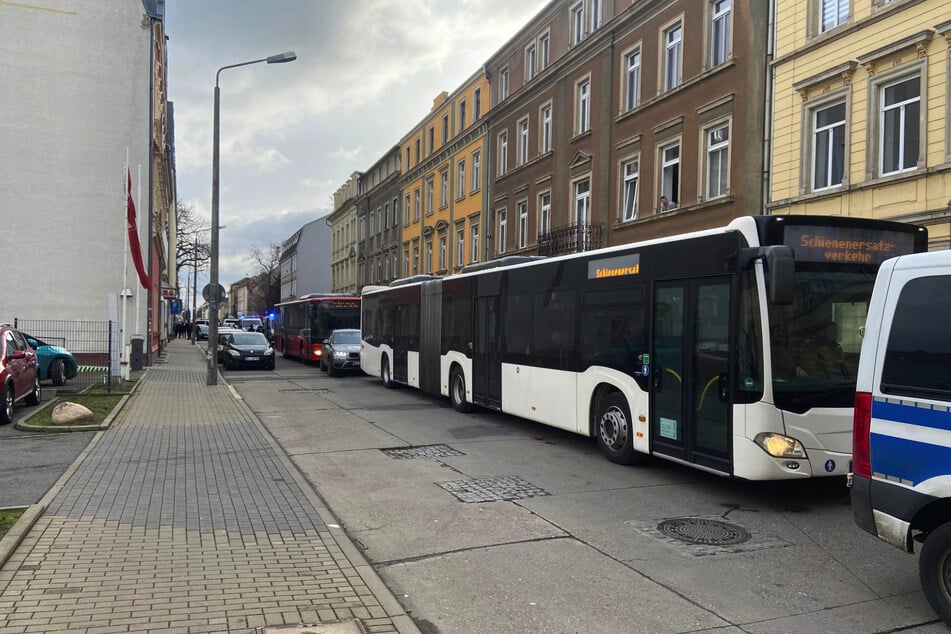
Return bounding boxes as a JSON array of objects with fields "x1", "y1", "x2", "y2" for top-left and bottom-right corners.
[
  {"x1": 768, "y1": 0, "x2": 951, "y2": 248},
  {"x1": 330, "y1": 173, "x2": 361, "y2": 293},
  {"x1": 356, "y1": 146, "x2": 402, "y2": 288},
  {"x1": 485, "y1": 0, "x2": 769, "y2": 257}
]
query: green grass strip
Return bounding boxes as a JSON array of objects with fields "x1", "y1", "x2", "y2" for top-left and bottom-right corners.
[{"x1": 0, "y1": 508, "x2": 25, "y2": 540}]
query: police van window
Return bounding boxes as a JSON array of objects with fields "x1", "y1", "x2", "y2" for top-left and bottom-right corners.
[{"x1": 882, "y1": 275, "x2": 951, "y2": 398}]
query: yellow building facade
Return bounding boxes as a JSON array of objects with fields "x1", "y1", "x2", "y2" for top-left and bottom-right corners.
[
  {"x1": 400, "y1": 70, "x2": 490, "y2": 277},
  {"x1": 769, "y1": 0, "x2": 951, "y2": 248}
]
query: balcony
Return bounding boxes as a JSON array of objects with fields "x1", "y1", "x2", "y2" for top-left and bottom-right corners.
[{"x1": 537, "y1": 222, "x2": 603, "y2": 256}]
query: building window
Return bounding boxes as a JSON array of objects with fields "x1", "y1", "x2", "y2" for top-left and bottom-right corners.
[
  {"x1": 457, "y1": 159, "x2": 466, "y2": 200},
  {"x1": 426, "y1": 177, "x2": 434, "y2": 215},
  {"x1": 500, "y1": 67, "x2": 510, "y2": 101},
  {"x1": 439, "y1": 235, "x2": 447, "y2": 271},
  {"x1": 576, "y1": 78, "x2": 590, "y2": 134},
  {"x1": 812, "y1": 101, "x2": 846, "y2": 191},
  {"x1": 621, "y1": 157, "x2": 639, "y2": 221},
  {"x1": 413, "y1": 245, "x2": 419, "y2": 275},
  {"x1": 525, "y1": 44, "x2": 537, "y2": 81},
  {"x1": 663, "y1": 22, "x2": 683, "y2": 92},
  {"x1": 442, "y1": 115, "x2": 449, "y2": 144},
  {"x1": 384, "y1": 202, "x2": 390, "y2": 228},
  {"x1": 413, "y1": 188, "x2": 420, "y2": 221},
  {"x1": 879, "y1": 74, "x2": 920, "y2": 176},
  {"x1": 498, "y1": 131, "x2": 508, "y2": 176},
  {"x1": 497, "y1": 210, "x2": 507, "y2": 254},
  {"x1": 471, "y1": 150, "x2": 481, "y2": 191},
  {"x1": 440, "y1": 170, "x2": 448, "y2": 207},
  {"x1": 393, "y1": 197, "x2": 399, "y2": 227},
  {"x1": 710, "y1": 0, "x2": 731, "y2": 67},
  {"x1": 589, "y1": 0, "x2": 601, "y2": 34},
  {"x1": 456, "y1": 227, "x2": 465, "y2": 267},
  {"x1": 624, "y1": 48, "x2": 641, "y2": 112},
  {"x1": 517, "y1": 201, "x2": 528, "y2": 249},
  {"x1": 425, "y1": 240, "x2": 433, "y2": 274},
  {"x1": 705, "y1": 123, "x2": 730, "y2": 199},
  {"x1": 428, "y1": 127, "x2": 435, "y2": 155},
  {"x1": 473, "y1": 87, "x2": 481, "y2": 121},
  {"x1": 404, "y1": 248, "x2": 409, "y2": 277},
  {"x1": 571, "y1": 2, "x2": 584, "y2": 46},
  {"x1": 404, "y1": 194, "x2": 411, "y2": 224},
  {"x1": 660, "y1": 142, "x2": 680, "y2": 209},
  {"x1": 415, "y1": 139, "x2": 420, "y2": 165},
  {"x1": 540, "y1": 103, "x2": 552, "y2": 153},
  {"x1": 575, "y1": 178, "x2": 591, "y2": 224},
  {"x1": 819, "y1": 0, "x2": 849, "y2": 34},
  {"x1": 538, "y1": 191, "x2": 551, "y2": 236},
  {"x1": 470, "y1": 224, "x2": 480, "y2": 263},
  {"x1": 458, "y1": 100, "x2": 467, "y2": 132},
  {"x1": 405, "y1": 147, "x2": 410, "y2": 169},
  {"x1": 539, "y1": 32, "x2": 550, "y2": 70},
  {"x1": 518, "y1": 117, "x2": 530, "y2": 166}
]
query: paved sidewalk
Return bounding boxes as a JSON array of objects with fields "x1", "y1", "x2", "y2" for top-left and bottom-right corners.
[{"x1": 0, "y1": 339, "x2": 417, "y2": 634}]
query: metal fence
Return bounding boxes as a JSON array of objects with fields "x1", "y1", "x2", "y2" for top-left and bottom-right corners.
[{"x1": 14, "y1": 319, "x2": 118, "y2": 394}]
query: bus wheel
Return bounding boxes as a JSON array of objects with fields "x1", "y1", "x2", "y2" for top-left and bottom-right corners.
[
  {"x1": 596, "y1": 392, "x2": 641, "y2": 465},
  {"x1": 920, "y1": 522, "x2": 951, "y2": 626},
  {"x1": 450, "y1": 367, "x2": 473, "y2": 413},
  {"x1": 381, "y1": 355, "x2": 395, "y2": 389}
]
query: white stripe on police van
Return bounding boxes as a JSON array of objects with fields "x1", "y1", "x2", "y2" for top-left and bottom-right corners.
[{"x1": 872, "y1": 419, "x2": 951, "y2": 448}]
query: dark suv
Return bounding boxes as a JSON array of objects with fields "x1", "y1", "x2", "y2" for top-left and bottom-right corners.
[
  {"x1": 1, "y1": 325, "x2": 41, "y2": 424},
  {"x1": 320, "y1": 328, "x2": 361, "y2": 376}
]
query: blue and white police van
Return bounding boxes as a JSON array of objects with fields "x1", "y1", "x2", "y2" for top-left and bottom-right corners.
[{"x1": 850, "y1": 249, "x2": 951, "y2": 625}]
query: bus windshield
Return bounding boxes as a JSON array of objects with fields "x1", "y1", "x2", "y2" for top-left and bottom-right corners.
[
  {"x1": 312, "y1": 305, "x2": 360, "y2": 340},
  {"x1": 768, "y1": 268, "x2": 876, "y2": 413}
]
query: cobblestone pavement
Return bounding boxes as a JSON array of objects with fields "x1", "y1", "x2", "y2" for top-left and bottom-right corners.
[{"x1": 0, "y1": 340, "x2": 416, "y2": 634}]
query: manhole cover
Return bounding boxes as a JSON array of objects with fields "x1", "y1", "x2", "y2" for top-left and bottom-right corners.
[
  {"x1": 257, "y1": 619, "x2": 366, "y2": 634},
  {"x1": 656, "y1": 517, "x2": 751, "y2": 546},
  {"x1": 382, "y1": 444, "x2": 464, "y2": 460},
  {"x1": 277, "y1": 388, "x2": 328, "y2": 393}
]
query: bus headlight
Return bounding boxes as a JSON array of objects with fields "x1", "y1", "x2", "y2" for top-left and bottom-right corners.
[{"x1": 754, "y1": 432, "x2": 807, "y2": 459}]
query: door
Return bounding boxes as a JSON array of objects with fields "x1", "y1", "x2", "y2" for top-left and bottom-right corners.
[
  {"x1": 651, "y1": 278, "x2": 732, "y2": 472},
  {"x1": 393, "y1": 304, "x2": 409, "y2": 383},
  {"x1": 473, "y1": 295, "x2": 502, "y2": 408}
]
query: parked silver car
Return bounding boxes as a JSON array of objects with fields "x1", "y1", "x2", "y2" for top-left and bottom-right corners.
[{"x1": 320, "y1": 328, "x2": 361, "y2": 376}]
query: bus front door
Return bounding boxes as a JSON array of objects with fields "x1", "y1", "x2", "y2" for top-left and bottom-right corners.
[
  {"x1": 651, "y1": 278, "x2": 731, "y2": 473},
  {"x1": 473, "y1": 295, "x2": 502, "y2": 409}
]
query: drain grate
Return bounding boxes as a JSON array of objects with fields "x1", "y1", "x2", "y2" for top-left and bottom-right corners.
[
  {"x1": 277, "y1": 388, "x2": 329, "y2": 393},
  {"x1": 657, "y1": 517, "x2": 751, "y2": 546},
  {"x1": 439, "y1": 475, "x2": 550, "y2": 503},
  {"x1": 382, "y1": 444, "x2": 464, "y2": 460},
  {"x1": 257, "y1": 619, "x2": 367, "y2": 633}
]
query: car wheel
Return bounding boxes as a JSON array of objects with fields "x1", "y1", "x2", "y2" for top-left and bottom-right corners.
[
  {"x1": 920, "y1": 522, "x2": 951, "y2": 626},
  {"x1": 267, "y1": 360, "x2": 275, "y2": 371},
  {"x1": 595, "y1": 392, "x2": 643, "y2": 465},
  {"x1": 50, "y1": 358, "x2": 66, "y2": 386},
  {"x1": 0, "y1": 384, "x2": 13, "y2": 425},
  {"x1": 328, "y1": 362, "x2": 338, "y2": 377},
  {"x1": 450, "y1": 367, "x2": 473, "y2": 413},
  {"x1": 381, "y1": 355, "x2": 395, "y2": 389},
  {"x1": 25, "y1": 374, "x2": 41, "y2": 406}
]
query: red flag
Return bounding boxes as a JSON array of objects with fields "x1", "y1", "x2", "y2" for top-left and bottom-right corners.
[{"x1": 127, "y1": 170, "x2": 150, "y2": 290}]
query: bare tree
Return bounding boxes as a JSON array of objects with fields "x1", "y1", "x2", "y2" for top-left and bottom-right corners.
[
  {"x1": 176, "y1": 201, "x2": 211, "y2": 276},
  {"x1": 248, "y1": 242, "x2": 282, "y2": 315}
]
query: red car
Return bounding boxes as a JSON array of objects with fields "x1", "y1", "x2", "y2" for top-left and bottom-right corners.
[{"x1": 1, "y1": 324, "x2": 41, "y2": 424}]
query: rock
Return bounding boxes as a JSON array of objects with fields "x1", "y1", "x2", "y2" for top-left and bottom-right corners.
[{"x1": 51, "y1": 402, "x2": 95, "y2": 425}]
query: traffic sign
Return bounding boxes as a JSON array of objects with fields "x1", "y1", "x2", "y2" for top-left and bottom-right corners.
[{"x1": 202, "y1": 283, "x2": 227, "y2": 303}]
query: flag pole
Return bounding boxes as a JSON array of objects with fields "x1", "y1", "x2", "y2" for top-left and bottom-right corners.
[
  {"x1": 135, "y1": 163, "x2": 142, "y2": 338},
  {"x1": 121, "y1": 149, "x2": 130, "y2": 379}
]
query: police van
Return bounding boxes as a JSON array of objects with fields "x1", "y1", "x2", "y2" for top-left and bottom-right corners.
[{"x1": 850, "y1": 249, "x2": 951, "y2": 625}]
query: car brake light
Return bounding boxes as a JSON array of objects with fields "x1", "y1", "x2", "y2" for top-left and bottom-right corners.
[{"x1": 852, "y1": 391, "x2": 872, "y2": 479}]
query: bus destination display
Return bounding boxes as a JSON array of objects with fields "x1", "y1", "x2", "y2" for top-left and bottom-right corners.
[{"x1": 784, "y1": 226, "x2": 916, "y2": 265}]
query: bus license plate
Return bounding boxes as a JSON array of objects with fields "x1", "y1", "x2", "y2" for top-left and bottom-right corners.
[{"x1": 246, "y1": 356, "x2": 259, "y2": 361}]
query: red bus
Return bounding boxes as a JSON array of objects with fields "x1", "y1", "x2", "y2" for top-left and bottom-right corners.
[{"x1": 273, "y1": 294, "x2": 361, "y2": 364}]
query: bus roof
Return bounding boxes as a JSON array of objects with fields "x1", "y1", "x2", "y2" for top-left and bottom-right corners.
[{"x1": 276, "y1": 293, "x2": 360, "y2": 307}]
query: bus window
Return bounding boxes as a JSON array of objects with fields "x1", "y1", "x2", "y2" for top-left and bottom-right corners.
[
  {"x1": 580, "y1": 307, "x2": 646, "y2": 380},
  {"x1": 735, "y1": 270, "x2": 763, "y2": 402},
  {"x1": 532, "y1": 290, "x2": 577, "y2": 369},
  {"x1": 503, "y1": 293, "x2": 533, "y2": 358}
]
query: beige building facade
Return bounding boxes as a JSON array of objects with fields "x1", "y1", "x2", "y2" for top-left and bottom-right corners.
[
  {"x1": 769, "y1": 0, "x2": 951, "y2": 248},
  {"x1": 330, "y1": 172, "x2": 361, "y2": 293}
]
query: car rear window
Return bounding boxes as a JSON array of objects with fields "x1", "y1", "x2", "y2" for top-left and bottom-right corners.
[{"x1": 232, "y1": 332, "x2": 268, "y2": 345}]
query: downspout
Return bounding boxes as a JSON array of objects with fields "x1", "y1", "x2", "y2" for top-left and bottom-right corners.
[
  {"x1": 763, "y1": 0, "x2": 777, "y2": 215},
  {"x1": 146, "y1": 15, "x2": 155, "y2": 362}
]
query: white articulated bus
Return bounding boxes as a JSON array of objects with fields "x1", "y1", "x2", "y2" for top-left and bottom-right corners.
[{"x1": 361, "y1": 215, "x2": 926, "y2": 480}]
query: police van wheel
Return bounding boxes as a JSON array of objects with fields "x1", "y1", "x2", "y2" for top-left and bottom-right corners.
[
  {"x1": 920, "y1": 522, "x2": 951, "y2": 626},
  {"x1": 595, "y1": 392, "x2": 643, "y2": 465}
]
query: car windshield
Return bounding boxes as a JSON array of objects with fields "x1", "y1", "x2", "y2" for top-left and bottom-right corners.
[
  {"x1": 232, "y1": 332, "x2": 268, "y2": 345},
  {"x1": 242, "y1": 319, "x2": 262, "y2": 329},
  {"x1": 332, "y1": 331, "x2": 360, "y2": 344}
]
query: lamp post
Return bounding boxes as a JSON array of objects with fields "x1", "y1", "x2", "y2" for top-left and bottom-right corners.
[{"x1": 208, "y1": 51, "x2": 297, "y2": 385}]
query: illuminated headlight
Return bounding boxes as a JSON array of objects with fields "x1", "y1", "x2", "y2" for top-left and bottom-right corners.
[
  {"x1": 264, "y1": 347, "x2": 274, "y2": 356},
  {"x1": 754, "y1": 432, "x2": 807, "y2": 459},
  {"x1": 334, "y1": 351, "x2": 347, "y2": 358},
  {"x1": 228, "y1": 349, "x2": 241, "y2": 357}
]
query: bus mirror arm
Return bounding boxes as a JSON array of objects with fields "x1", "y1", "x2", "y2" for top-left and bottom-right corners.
[{"x1": 739, "y1": 246, "x2": 795, "y2": 305}]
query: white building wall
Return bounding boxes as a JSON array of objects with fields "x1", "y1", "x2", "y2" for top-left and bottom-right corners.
[{"x1": 0, "y1": 0, "x2": 151, "y2": 337}]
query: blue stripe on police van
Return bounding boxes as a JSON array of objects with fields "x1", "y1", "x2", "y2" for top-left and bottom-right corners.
[
  {"x1": 872, "y1": 398, "x2": 951, "y2": 432},
  {"x1": 870, "y1": 432, "x2": 951, "y2": 486}
]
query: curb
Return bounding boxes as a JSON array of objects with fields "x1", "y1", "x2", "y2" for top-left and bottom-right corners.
[
  {"x1": 221, "y1": 373, "x2": 422, "y2": 634},
  {"x1": 13, "y1": 372, "x2": 145, "y2": 433},
  {"x1": 0, "y1": 504, "x2": 46, "y2": 571}
]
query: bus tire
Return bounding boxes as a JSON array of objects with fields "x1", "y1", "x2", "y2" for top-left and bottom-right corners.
[
  {"x1": 381, "y1": 355, "x2": 395, "y2": 389},
  {"x1": 920, "y1": 522, "x2": 951, "y2": 626},
  {"x1": 450, "y1": 367, "x2": 473, "y2": 413},
  {"x1": 595, "y1": 392, "x2": 642, "y2": 465}
]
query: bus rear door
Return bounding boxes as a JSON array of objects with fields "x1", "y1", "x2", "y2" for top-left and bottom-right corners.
[
  {"x1": 651, "y1": 278, "x2": 732, "y2": 473},
  {"x1": 473, "y1": 295, "x2": 502, "y2": 409}
]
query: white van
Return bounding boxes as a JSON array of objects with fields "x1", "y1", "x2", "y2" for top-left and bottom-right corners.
[{"x1": 850, "y1": 249, "x2": 951, "y2": 625}]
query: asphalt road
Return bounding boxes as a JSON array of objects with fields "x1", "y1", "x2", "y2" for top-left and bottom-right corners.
[{"x1": 228, "y1": 355, "x2": 947, "y2": 634}]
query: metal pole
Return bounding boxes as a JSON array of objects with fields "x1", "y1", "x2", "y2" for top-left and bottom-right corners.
[
  {"x1": 192, "y1": 235, "x2": 198, "y2": 345},
  {"x1": 207, "y1": 83, "x2": 220, "y2": 385}
]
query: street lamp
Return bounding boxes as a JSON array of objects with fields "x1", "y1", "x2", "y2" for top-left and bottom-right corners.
[{"x1": 208, "y1": 51, "x2": 297, "y2": 385}]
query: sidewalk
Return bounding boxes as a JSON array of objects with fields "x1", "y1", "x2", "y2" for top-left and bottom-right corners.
[{"x1": 0, "y1": 339, "x2": 418, "y2": 634}]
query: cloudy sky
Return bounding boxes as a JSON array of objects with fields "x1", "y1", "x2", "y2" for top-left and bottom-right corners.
[{"x1": 166, "y1": 0, "x2": 549, "y2": 293}]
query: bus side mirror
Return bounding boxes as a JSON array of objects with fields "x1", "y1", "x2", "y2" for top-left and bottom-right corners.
[{"x1": 740, "y1": 246, "x2": 795, "y2": 305}]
